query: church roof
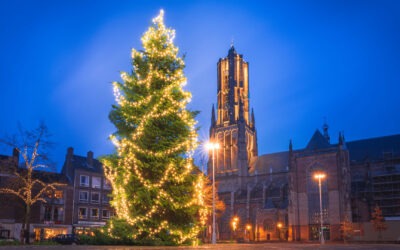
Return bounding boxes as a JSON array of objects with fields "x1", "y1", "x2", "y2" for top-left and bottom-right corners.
[
  {"x1": 346, "y1": 134, "x2": 400, "y2": 163},
  {"x1": 252, "y1": 151, "x2": 289, "y2": 175},
  {"x1": 305, "y1": 129, "x2": 332, "y2": 150}
]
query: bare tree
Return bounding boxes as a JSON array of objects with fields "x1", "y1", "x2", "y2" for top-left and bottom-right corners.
[{"x1": 0, "y1": 122, "x2": 64, "y2": 244}]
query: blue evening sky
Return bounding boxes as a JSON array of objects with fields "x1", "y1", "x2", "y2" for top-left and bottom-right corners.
[{"x1": 1, "y1": 1, "x2": 399, "y2": 171}]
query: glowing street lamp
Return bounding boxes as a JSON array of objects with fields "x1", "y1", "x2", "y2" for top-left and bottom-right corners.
[
  {"x1": 277, "y1": 222, "x2": 282, "y2": 240},
  {"x1": 314, "y1": 172, "x2": 326, "y2": 244},
  {"x1": 206, "y1": 142, "x2": 220, "y2": 244},
  {"x1": 231, "y1": 216, "x2": 239, "y2": 231},
  {"x1": 245, "y1": 223, "x2": 252, "y2": 242}
]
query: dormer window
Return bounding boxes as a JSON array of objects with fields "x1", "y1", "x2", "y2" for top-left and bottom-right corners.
[{"x1": 80, "y1": 175, "x2": 89, "y2": 187}]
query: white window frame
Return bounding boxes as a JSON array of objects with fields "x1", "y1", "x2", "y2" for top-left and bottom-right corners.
[
  {"x1": 80, "y1": 175, "x2": 89, "y2": 187},
  {"x1": 92, "y1": 176, "x2": 101, "y2": 189},
  {"x1": 91, "y1": 208, "x2": 99, "y2": 219},
  {"x1": 79, "y1": 191, "x2": 88, "y2": 202},
  {"x1": 91, "y1": 192, "x2": 100, "y2": 203},
  {"x1": 78, "y1": 207, "x2": 87, "y2": 219}
]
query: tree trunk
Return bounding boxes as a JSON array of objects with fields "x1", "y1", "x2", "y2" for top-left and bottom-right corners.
[{"x1": 24, "y1": 204, "x2": 31, "y2": 244}]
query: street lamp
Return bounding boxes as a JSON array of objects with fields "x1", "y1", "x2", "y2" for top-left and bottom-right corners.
[
  {"x1": 206, "y1": 142, "x2": 220, "y2": 244},
  {"x1": 277, "y1": 222, "x2": 282, "y2": 241},
  {"x1": 245, "y1": 224, "x2": 251, "y2": 242},
  {"x1": 231, "y1": 216, "x2": 239, "y2": 241},
  {"x1": 314, "y1": 172, "x2": 326, "y2": 244}
]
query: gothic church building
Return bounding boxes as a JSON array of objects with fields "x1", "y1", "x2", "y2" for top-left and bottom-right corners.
[{"x1": 209, "y1": 46, "x2": 400, "y2": 242}]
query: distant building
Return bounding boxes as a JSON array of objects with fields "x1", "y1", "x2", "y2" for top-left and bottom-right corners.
[
  {"x1": 61, "y1": 147, "x2": 113, "y2": 235},
  {"x1": 0, "y1": 147, "x2": 114, "y2": 241},
  {"x1": 0, "y1": 149, "x2": 72, "y2": 241},
  {"x1": 209, "y1": 46, "x2": 400, "y2": 242}
]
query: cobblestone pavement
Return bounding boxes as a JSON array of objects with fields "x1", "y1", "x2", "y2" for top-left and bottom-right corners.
[{"x1": 2, "y1": 243, "x2": 400, "y2": 250}]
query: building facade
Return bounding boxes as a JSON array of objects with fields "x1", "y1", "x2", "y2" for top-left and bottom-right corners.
[
  {"x1": 209, "y1": 46, "x2": 400, "y2": 242},
  {"x1": 0, "y1": 147, "x2": 113, "y2": 241},
  {"x1": 61, "y1": 147, "x2": 114, "y2": 235}
]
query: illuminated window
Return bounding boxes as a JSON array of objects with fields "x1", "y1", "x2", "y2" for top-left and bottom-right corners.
[
  {"x1": 91, "y1": 208, "x2": 99, "y2": 218},
  {"x1": 92, "y1": 177, "x2": 101, "y2": 188},
  {"x1": 91, "y1": 192, "x2": 100, "y2": 203},
  {"x1": 78, "y1": 207, "x2": 87, "y2": 219},
  {"x1": 79, "y1": 191, "x2": 88, "y2": 202},
  {"x1": 80, "y1": 175, "x2": 89, "y2": 187},
  {"x1": 54, "y1": 190, "x2": 63, "y2": 199}
]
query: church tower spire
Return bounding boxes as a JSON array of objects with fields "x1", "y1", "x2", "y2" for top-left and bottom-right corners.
[
  {"x1": 323, "y1": 117, "x2": 330, "y2": 144},
  {"x1": 209, "y1": 46, "x2": 258, "y2": 177},
  {"x1": 251, "y1": 108, "x2": 255, "y2": 128},
  {"x1": 211, "y1": 104, "x2": 216, "y2": 126}
]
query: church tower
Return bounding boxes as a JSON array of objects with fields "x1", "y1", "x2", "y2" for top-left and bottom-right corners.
[{"x1": 209, "y1": 46, "x2": 258, "y2": 177}]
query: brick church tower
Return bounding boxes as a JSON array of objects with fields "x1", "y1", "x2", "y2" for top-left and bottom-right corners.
[{"x1": 209, "y1": 45, "x2": 258, "y2": 178}]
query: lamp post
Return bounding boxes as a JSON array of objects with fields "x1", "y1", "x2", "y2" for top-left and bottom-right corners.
[
  {"x1": 314, "y1": 172, "x2": 326, "y2": 244},
  {"x1": 277, "y1": 222, "x2": 282, "y2": 241},
  {"x1": 231, "y1": 216, "x2": 239, "y2": 241},
  {"x1": 206, "y1": 142, "x2": 220, "y2": 244},
  {"x1": 245, "y1": 224, "x2": 251, "y2": 242}
]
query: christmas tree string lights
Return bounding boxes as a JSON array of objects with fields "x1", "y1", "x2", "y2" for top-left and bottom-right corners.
[{"x1": 101, "y1": 10, "x2": 206, "y2": 244}]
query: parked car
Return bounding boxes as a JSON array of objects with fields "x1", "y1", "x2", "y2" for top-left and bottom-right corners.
[{"x1": 52, "y1": 234, "x2": 79, "y2": 245}]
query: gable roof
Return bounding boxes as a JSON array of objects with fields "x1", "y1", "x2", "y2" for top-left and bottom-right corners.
[
  {"x1": 305, "y1": 129, "x2": 331, "y2": 150},
  {"x1": 68, "y1": 155, "x2": 103, "y2": 173}
]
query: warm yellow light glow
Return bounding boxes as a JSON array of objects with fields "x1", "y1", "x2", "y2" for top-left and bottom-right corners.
[
  {"x1": 231, "y1": 216, "x2": 239, "y2": 231},
  {"x1": 314, "y1": 172, "x2": 326, "y2": 180},
  {"x1": 102, "y1": 9, "x2": 205, "y2": 243},
  {"x1": 277, "y1": 223, "x2": 282, "y2": 228},
  {"x1": 205, "y1": 142, "x2": 220, "y2": 150},
  {"x1": 246, "y1": 224, "x2": 251, "y2": 230}
]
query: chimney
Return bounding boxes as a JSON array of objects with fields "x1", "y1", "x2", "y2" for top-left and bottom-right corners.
[
  {"x1": 87, "y1": 151, "x2": 94, "y2": 166},
  {"x1": 62, "y1": 147, "x2": 74, "y2": 178}
]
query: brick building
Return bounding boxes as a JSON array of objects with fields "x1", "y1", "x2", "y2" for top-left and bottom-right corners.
[
  {"x1": 209, "y1": 46, "x2": 400, "y2": 242},
  {"x1": 0, "y1": 147, "x2": 113, "y2": 241},
  {"x1": 61, "y1": 147, "x2": 113, "y2": 235},
  {"x1": 0, "y1": 149, "x2": 72, "y2": 241}
]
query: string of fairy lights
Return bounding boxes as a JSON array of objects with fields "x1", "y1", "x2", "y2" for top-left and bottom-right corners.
[{"x1": 102, "y1": 10, "x2": 208, "y2": 244}]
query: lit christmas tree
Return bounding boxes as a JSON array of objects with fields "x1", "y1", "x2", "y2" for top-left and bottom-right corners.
[{"x1": 102, "y1": 10, "x2": 202, "y2": 244}]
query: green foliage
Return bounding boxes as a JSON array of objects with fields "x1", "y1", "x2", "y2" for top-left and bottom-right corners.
[
  {"x1": 0, "y1": 239, "x2": 20, "y2": 246},
  {"x1": 101, "y1": 10, "x2": 202, "y2": 245}
]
